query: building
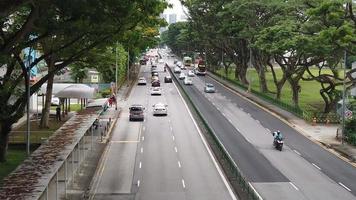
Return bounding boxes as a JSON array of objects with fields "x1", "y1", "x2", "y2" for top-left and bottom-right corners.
[{"x1": 168, "y1": 14, "x2": 177, "y2": 24}]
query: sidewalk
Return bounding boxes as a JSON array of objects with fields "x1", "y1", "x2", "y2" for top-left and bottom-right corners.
[{"x1": 208, "y1": 72, "x2": 356, "y2": 164}]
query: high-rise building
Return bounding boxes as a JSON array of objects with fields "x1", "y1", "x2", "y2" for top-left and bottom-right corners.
[{"x1": 168, "y1": 14, "x2": 177, "y2": 24}]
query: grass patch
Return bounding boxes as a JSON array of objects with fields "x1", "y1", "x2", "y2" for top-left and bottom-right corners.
[
  {"x1": 9, "y1": 116, "x2": 68, "y2": 144},
  {"x1": 216, "y1": 67, "x2": 341, "y2": 111},
  {"x1": 0, "y1": 148, "x2": 27, "y2": 186}
]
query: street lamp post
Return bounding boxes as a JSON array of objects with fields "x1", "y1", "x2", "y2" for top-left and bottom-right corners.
[
  {"x1": 341, "y1": 50, "x2": 347, "y2": 145},
  {"x1": 115, "y1": 41, "x2": 118, "y2": 110},
  {"x1": 26, "y1": 47, "x2": 32, "y2": 156},
  {"x1": 127, "y1": 48, "x2": 130, "y2": 86}
]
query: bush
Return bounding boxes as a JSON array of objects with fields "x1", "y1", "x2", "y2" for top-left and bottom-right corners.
[
  {"x1": 100, "y1": 88, "x2": 111, "y2": 98},
  {"x1": 345, "y1": 118, "x2": 356, "y2": 145}
]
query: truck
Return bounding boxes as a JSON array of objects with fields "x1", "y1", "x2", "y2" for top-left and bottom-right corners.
[{"x1": 195, "y1": 59, "x2": 207, "y2": 75}]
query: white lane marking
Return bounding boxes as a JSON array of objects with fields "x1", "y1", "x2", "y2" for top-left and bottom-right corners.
[
  {"x1": 222, "y1": 112, "x2": 226, "y2": 117},
  {"x1": 255, "y1": 120, "x2": 260, "y2": 124},
  {"x1": 217, "y1": 107, "x2": 220, "y2": 111},
  {"x1": 142, "y1": 136, "x2": 144, "y2": 141},
  {"x1": 266, "y1": 128, "x2": 270, "y2": 132},
  {"x1": 172, "y1": 81, "x2": 238, "y2": 200},
  {"x1": 170, "y1": 126, "x2": 173, "y2": 131},
  {"x1": 143, "y1": 126, "x2": 145, "y2": 131},
  {"x1": 293, "y1": 150, "x2": 301, "y2": 156},
  {"x1": 140, "y1": 147, "x2": 143, "y2": 153},
  {"x1": 228, "y1": 118, "x2": 232, "y2": 123},
  {"x1": 339, "y1": 182, "x2": 351, "y2": 192},
  {"x1": 137, "y1": 180, "x2": 140, "y2": 187},
  {"x1": 178, "y1": 161, "x2": 181, "y2": 168},
  {"x1": 240, "y1": 108, "x2": 244, "y2": 111},
  {"x1": 182, "y1": 179, "x2": 186, "y2": 188},
  {"x1": 212, "y1": 102, "x2": 216, "y2": 106},
  {"x1": 174, "y1": 147, "x2": 178, "y2": 153},
  {"x1": 248, "y1": 182, "x2": 263, "y2": 200},
  {"x1": 246, "y1": 113, "x2": 250, "y2": 116},
  {"x1": 172, "y1": 135, "x2": 175, "y2": 141},
  {"x1": 289, "y1": 182, "x2": 299, "y2": 191},
  {"x1": 312, "y1": 163, "x2": 321, "y2": 170},
  {"x1": 139, "y1": 162, "x2": 142, "y2": 169}
]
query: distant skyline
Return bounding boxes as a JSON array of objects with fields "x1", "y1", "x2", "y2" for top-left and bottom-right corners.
[{"x1": 163, "y1": 0, "x2": 188, "y2": 19}]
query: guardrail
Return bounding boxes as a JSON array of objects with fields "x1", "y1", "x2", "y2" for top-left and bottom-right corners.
[{"x1": 168, "y1": 65, "x2": 261, "y2": 200}]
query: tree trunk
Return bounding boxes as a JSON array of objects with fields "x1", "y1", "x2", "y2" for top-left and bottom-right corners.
[
  {"x1": 239, "y1": 66, "x2": 249, "y2": 85},
  {"x1": 0, "y1": 122, "x2": 12, "y2": 162},
  {"x1": 40, "y1": 58, "x2": 55, "y2": 128},
  {"x1": 289, "y1": 79, "x2": 300, "y2": 106}
]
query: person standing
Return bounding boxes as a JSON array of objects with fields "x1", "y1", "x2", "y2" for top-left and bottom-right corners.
[{"x1": 56, "y1": 106, "x2": 61, "y2": 121}]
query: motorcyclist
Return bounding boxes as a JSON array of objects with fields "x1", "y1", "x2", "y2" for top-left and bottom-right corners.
[{"x1": 273, "y1": 130, "x2": 283, "y2": 144}]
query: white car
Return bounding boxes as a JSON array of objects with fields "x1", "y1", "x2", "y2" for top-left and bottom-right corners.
[
  {"x1": 150, "y1": 87, "x2": 162, "y2": 95},
  {"x1": 158, "y1": 59, "x2": 164, "y2": 63},
  {"x1": 188, "y1": 70, "x2": 195, "y2": 77},
  {"x1": 179, "y1": 72, "x2": 186, "y2": 80},
  {"x1": 152, "y1": 103, "x2": 168, "y2": 116},
  {"x1": 176, "y1": 61, "x2": 182, "y2": 68},
  {"x1": 138, "y1": 77, "x2": 147, "y2": 85},
  {"x1": 174, "y1": 67, "x2": 181, "y2": 73},
  {"x1": 184, "y1": 78, "x2": 192, "y2": 85}
]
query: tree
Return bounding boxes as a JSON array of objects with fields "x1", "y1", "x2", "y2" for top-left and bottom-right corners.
[{"x1": 0, "y1": 0, "x2": 167, "y2": 162}]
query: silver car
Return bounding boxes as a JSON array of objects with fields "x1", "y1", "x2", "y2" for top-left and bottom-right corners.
[{"x1": 204, "y1": 83, "x2": 215, "y2": 93}]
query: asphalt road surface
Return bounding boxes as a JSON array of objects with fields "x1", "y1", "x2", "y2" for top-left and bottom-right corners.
[
  {"x1": 166, "y1": 51, "x2": 356, "y2": 200},
  {"x1": 90, "y1": 51, "x2": 236, "y2": 200}
]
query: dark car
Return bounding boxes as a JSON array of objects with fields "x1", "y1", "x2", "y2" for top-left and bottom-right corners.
[
  {"x1": 152, "y1": 80, "x2": 160, "y2": 87},
  {"x1": 164, "y1": 75, "x2": 172, "y2": 83},
  {"x1": 129, "y1": 104, "x2": 145, "y2": 121},
  {"x1": 151, "y1": 71, "x2": 159, "y2": 77},
  {"x1": 139, "y1": 59, "x2": 147, "y2": 65}
]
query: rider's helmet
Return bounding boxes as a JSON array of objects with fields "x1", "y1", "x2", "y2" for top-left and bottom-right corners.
[{"x1": 277, "y1": 130, "x2": 281, "y2": 135}]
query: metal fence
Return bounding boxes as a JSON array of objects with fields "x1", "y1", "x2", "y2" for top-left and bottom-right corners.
[{"x1": 170, "y1": 67, "x2": 261, "y2": 200}]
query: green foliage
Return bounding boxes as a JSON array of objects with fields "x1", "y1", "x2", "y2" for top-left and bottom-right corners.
[{"x1": 345, "y1": 118, "x2": 356, "y2": 145}]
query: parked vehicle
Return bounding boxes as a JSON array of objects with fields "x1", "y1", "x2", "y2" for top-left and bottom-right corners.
[
  {"x1": 129, "y1": 104, "x2": 145, "y2": 121},
  {"x1": 204, "y1": 83, "x2": 215, "y2": 93}
]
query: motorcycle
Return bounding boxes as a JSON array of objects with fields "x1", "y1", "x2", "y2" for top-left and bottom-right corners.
[
  {"x1": 273, "y1": 139, "x2": 284, "y2": 151},
  {"x1": 272, "y1": 131, "x2": 283, "y2": 151}
]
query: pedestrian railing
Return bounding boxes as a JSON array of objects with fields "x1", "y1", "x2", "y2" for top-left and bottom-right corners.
[
  {"x1": 168, "y1": 66, "x2": 261, "y2": 200},
  {"x1": 0, "y1": 107, "x2": 113, "y2": 200}
]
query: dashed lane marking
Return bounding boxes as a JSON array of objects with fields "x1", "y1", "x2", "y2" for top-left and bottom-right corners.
[
  {"x1": 312, "y1": 163, "x2": 321, "y2": 170},
  {"x1": 178, "y1": 161, "x2": 181, "y2": 168},
  {"x1": 289, "y1": 182, "x2": 299, "y2": 191},
  {"x1": 174, "y1": 147, "x2": 178, "y2": 153},
  {"x1": 182, "y1": 179, "x2": 186, "y2": 188},
  {"x1": 339, "y1": 182, "x2": 351, "y2": 192},
  {"x1": 293, "y1": 150, "x2": 301, "y2": 156}
]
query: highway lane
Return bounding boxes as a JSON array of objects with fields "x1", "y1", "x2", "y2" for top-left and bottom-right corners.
[
  {"x1": 201, "y1": 74, "x2": 356, "y2": 196},
  {"x1": 91, "y1": 50, "x2": 236, "y2": 200},
  {"x1": 165, "y1": 54, "x2": 356, "y2": 199}
]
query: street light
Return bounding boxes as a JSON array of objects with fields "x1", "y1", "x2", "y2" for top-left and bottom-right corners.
[
  {"x1": 26, "y1": 47, "x2": 32, "y2": 156},
  {"x1": 115, "y1": 41, "x2": 118, "y2": 110},
  {"x1": 341, "y1": 50, "x2": 347, "y2": 145}
]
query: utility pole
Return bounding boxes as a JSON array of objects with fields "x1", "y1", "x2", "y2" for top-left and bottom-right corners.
[
  {"x1": 127, "y1": 48, "x2": 130, "y2": 86},
  {"x1": 115, "y1": 41, "x2": 118, "y2": 110},
  {"x1": 341, "y1": 50, "x2": 347, "y2": 145},
  {"x1": 26, "y1": 47, "x2": 32, "y2": 156}
]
